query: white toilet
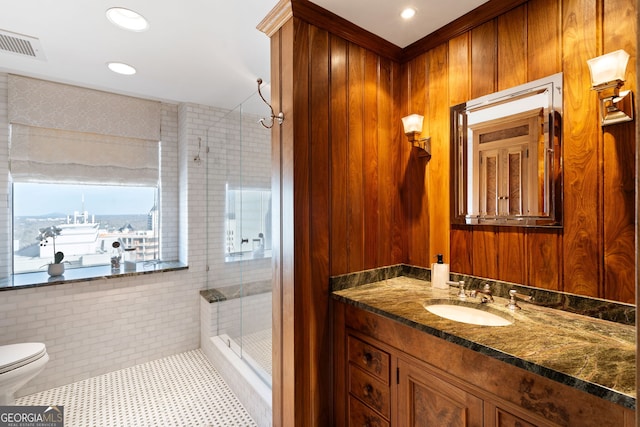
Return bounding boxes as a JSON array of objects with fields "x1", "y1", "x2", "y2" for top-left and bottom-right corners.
[{"x1": 0, "y1": 343, "x2": 49, "y2": 405}]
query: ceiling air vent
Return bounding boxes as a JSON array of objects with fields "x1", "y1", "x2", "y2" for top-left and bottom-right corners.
[{"x1": 0, "y1": 29, "x2": 46, "y2": 60}]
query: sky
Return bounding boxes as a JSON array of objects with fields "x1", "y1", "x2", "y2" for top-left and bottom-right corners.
[{"x1": 14, "y1": 183, "x2": 156, "y2": 216}]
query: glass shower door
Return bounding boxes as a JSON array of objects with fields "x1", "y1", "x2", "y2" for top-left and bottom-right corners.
[{"x1": 206, "y1": 87, "x2": 273, "y2": 387}]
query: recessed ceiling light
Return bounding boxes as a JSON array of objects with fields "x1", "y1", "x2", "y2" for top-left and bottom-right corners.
[
  {"x1": 106, "y1": 7, "x2": 149, "y2": 32},
  {"x1": 107, "y1": 62, "x2": 137, "y2": 75},
  {"x1": 401, "y1": 7, "x2": 417, "y2": 20}
]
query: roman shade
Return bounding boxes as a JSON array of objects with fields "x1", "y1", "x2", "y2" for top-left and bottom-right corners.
[
  {"x1": 7, "y1": 74, "x2": 161, "y2": 186},
  {"x1": 10, "y1": 124, "x2": 159, "y2": 185},
  {"x1": 8, "y1": 74, "x2": 161, "y2": 140}
]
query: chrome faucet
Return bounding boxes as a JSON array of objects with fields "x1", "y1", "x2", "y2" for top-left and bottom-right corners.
[
  {"x1": 506, "y1": 289, "x2": 534, "y2": 310},
  {"x1": 446, "y1": 280, "x2": 467, "y2": 298},
  {"x1": 470, "y1": 283, "x2": 494, "y2": 303}
]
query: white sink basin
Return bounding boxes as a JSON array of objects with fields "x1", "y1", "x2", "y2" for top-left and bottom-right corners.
[{"x1": 425, "y1": 304, "x2": 512, "y2": 326}]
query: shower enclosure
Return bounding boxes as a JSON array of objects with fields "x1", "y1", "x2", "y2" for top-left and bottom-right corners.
[{"x1": 204, "y1": 87, "x2": 273, "y2": 396}]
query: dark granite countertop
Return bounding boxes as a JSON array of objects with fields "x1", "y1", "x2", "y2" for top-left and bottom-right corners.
[
  {"x1": 333, "y1": 276, "x2": 636, "y2": 410},
  {"x1": 200, "y1": 279, "x2": 272, "y2": 303},
  {"x1": 0, "y1": 261, "x2": 188, "y2": 291}
]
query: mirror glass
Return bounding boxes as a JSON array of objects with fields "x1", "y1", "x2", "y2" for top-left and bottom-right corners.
[{"x1": 451, "y1": 73, "x2": 563, "y2": 227}]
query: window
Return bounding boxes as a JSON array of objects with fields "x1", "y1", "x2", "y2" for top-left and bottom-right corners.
[
  {"x1": 13, "y1": 183, "x2": 159, "y2": 274},
  {"x1": 5, "y1": 75, "x2": 171, "y2": 283},
  {"x1": 9, "y1": 123, "x2": 162, "y2": 277}
]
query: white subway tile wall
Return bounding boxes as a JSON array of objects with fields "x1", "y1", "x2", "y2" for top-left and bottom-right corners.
[
  {"x1": 160, "y1": 103, "x2": 180, "y2": 261},
  {"x1": 180, "y1": 102, "x2": 272, "y2": 288}
]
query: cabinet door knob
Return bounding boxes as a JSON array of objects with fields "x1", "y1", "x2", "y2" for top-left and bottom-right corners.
[
  {"x1": 363, "y1": 383, "x2": 373, "y2": 396},
  {"x1": 363, "y1": 352, "x2": 373, "y2": 365}
]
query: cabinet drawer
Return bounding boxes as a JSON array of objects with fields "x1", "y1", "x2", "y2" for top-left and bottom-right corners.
[
  {"x1": 349, "y1": 364, "x2": 390, "y2": 419},
  {"x1": 348, "y1": 335, "x2": 390, "y2": 383},
  {"x1": 349, "y1": 395, "x2": 390, "y2": 427}
]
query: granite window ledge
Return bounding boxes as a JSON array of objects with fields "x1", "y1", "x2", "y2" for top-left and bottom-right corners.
[{"x1": 0, "y1": 261, "x2": 188, "y2": 291}]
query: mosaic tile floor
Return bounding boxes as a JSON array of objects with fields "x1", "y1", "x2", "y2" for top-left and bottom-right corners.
[{"x1": 16, "y1": 349, "x2": 257, "y2": 427}]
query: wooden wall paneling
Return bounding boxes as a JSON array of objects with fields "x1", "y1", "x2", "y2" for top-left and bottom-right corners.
[
  {"x1": 561, "y1": 0, "x2": 601, "y2": 297},
  {"x1": 308, "y1": 24, "x2": 332, "y2": 425},
  {"x1": 602, "y1": 0, "x2": 637, "y2": 303},
  {"x1": 498, "y1": 228, "x2": 526, "y2": 284},
  {"x1": 526, "y1": 229, "x2": 561, "y2": 290},
  {"x1": 292, "y1": 18, "x2": 312, "y2": 425},
  {"x1": 450, "y1": 227, "x2": 474, "y2": 274},
  {"x1": 427, "y1": 44, "x2": 451, "y2": 263},
  {"x1": 330, "y1": 36, "x2": 350, "y2": 276},
  {"x1": 527, "y1": 0, "x2": 562, "y2": 80},
  {"x1": 393, "y1": 60, "x2": 408, "y2": 266},
  {"x1": 448, "y1": 35, "x2": 473, "y2": 274},
  {"x1": 470, "y1": 21, "x2": 499, "y2": 279},
  {"x1": 377, "y1": 56, "x2": 396, "y2": 266},
  {"x1": 396, "y1": 62, "x2": 412, "y2": 264},
  {"x1": 271, "y1": 15, "x2": 296, "y2": 426},
  {"x1": 363, "y1": 50, "x2": 380, "y2": 270},
  {"x1": 471, "y1": 20, "x2": 498, "y2": 98},
  {"x1": 472, "y1": 227, "x2": 499, "y2": 278},
  {"x1": 496, "y1": 6, "x2": 528, "y2": 287},
  {"x1": 405, "y1": 55, "x2": 431, "y2": 267},
  {"x1": 448, "y1": 33, "x2": 471, "y2": 106},
  {"x1": 525, "y1": 0, "x2": 563, "y2": 292},
  {"x1": 498, "y1": 5, "x2": 528, "y2": 90},
  {"x1": 347, "y1": 44, "x2": 365, "y2": 272}
]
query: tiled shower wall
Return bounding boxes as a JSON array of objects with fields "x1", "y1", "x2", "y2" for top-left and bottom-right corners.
[
  {"x1": 0, "y1": 72, "x2": 268, "y2": 396},
  {"x1": 181, "y1": 102, "x2": 272, "y2": 288}
]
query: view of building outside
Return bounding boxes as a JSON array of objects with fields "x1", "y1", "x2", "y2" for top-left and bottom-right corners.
[{"x1": 13, "y1": 183, "x2": 159, "y2": 274}]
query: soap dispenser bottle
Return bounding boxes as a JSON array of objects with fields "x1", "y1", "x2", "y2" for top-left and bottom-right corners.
[{"x1": 431, "y1": 254, "x2": 450, "y2": 289}]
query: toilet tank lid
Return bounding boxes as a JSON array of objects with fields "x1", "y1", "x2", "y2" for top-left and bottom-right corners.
[{"x1": 0, "y1": 343, "x2": 46, "y2": 372}]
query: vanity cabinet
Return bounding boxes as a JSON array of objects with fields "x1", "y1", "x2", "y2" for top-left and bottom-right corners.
[
  {"x1": 334, "y1": 300, "x2": 634, "y2": 427},
  {"x1": 347, "y1": 335, "x2": 391, "y2": 426},
  {"x1": 397, "y1": 356, "x2": 483, "y2": 426}
]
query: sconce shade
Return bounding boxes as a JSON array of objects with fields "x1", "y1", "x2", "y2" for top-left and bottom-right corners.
[
  {"x1": 401, "y1": 114, "x2": 424, "y2": 134},
  {"x1": 587, "y1": 49, "x2": 630, "y2": 87},
  {"x1": 401, "y1": 113, "x2": 431, "y2": 158}
]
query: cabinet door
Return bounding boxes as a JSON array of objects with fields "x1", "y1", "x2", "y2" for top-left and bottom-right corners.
[
  {"x1": 484, "y1": 402, "x2": 560, "y2": 427},
  {"x1": 397, "y1": 358, "x2": 483, "y2": 427}
]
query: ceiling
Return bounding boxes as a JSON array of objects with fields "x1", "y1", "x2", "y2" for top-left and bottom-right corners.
[{"x1": 0, "y1": 0, "x2": 486, "y2": 110}]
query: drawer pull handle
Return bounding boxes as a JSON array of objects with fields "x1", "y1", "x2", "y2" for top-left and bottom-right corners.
[
  {"x1": 363, "y1": 352, "x2": 373, "y2": 365},
  {"x1": 363, "y1": 383, "x2": 373, "y2": 397}
]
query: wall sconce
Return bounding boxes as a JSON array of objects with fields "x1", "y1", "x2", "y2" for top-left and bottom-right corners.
[
  {"x1": 586, "y1": 49, "x2": 634, "y2": 126},
  {"x1": 401, "y1": 114, "x2": 431, "y2": 158}
]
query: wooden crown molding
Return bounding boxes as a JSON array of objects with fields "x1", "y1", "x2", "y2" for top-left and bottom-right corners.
[
  {"x1": 402, "y1": 0, "x2": 528, "y2": 61},
  {"x1": 257, "y1": 0, "x2": 293, "y2": 37},
  {"x1": 290, "y1": 0, "x2": 403, "y2": 61},
  {"x1": 258, "y1": 0, "x2": 530, "y2": 64}
]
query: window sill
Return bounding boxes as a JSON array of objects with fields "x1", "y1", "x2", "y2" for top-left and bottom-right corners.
[{"x1": 0, "y1": 261, "x2": 188, "y2": 291}]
